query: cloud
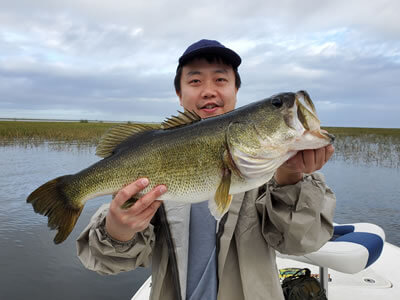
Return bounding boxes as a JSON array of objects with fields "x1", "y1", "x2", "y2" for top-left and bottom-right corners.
[{"x1": 0, "y1": 0, "x2": 399, "y2": 127}]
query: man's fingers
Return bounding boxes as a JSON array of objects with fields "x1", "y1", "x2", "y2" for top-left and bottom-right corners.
[
  {"x1": 302, "y1": 150, "x2": 315, "y2": 173},
  {"x1": 112, "y1": 178, "x2": 149, "y2": 208},
  {"x1": 276, "y1": 144, "x2": 335, "y2": 185},
  {"x1": 286, "y1": 151, "x2": 304, "y2": 172},
  {"x1": 128, "y1": 185, "x2": 167, "y2": 215},
  {"x1": 325, "y1": 144, "x2": 335, "y2": 162},
  {"x1": 314, "y1": 147, "x2": 326, "y2": 170},
  {"x1": 303, "y1": 145, "x2": 335, "y2": 173},
  {"x1": 124, "y1": 200, "x2": 162, "y2": 230},
  {"x1": 141, "y1": 200, "x2": 162, "y2": 223}
]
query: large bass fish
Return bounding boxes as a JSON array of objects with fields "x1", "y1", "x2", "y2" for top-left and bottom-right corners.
[{"x1": 27, "y1": 91, "x2": 334, "y2": 244}]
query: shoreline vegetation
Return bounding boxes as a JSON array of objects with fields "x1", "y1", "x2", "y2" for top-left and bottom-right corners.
[
  {"x1": 0, "y1": 120, "x2": 159, "y2": 145},
  {"x1": 1, "y1": 120, "x2": 399, "y2": 142},
  {"x1": 1, "y1": 121, "x2": 399, "y2": 167}
]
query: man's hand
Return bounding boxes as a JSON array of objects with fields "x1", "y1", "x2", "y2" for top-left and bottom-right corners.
[
  {"x1": 105, "y1": 178, "x2": 166, "y2": 242},
  {"x1": 274, "y1": 145, "x2": 335, "y2": 185}
]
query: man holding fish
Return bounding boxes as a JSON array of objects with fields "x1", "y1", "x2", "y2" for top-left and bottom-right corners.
[{"x1": 76, "y1": 40, "x2": 336, "y2": 299}]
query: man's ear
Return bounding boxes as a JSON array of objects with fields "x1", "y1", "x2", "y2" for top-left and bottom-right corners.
[{"x1": 176, "y1": 91, "x2": 183, "y2": 106}]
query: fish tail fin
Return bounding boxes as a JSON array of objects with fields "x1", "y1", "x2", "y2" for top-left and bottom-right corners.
[{"x1": 27, "y1": 175, "x2": 84, "y2": 244}]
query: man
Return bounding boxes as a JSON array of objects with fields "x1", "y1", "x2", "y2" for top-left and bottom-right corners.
[{"x1": 77, "y1": 39, "x2": 336, "y2": 300}]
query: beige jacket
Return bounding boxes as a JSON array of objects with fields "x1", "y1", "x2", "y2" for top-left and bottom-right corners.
[{"x1": 77, "y1": 173, "x2": 335, "y2": 300}]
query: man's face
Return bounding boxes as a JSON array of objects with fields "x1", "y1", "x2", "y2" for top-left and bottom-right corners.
[{"x1": 177, "y1": 58, "x2": 238, "y2": 119}]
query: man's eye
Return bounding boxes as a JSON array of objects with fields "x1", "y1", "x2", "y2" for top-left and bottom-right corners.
[
  {"x1": 189, "y1": 79, "x2": 200, "y2": 84},
  {"x1": 216, "y1": 78, "x2": 227, "y2": 82}
]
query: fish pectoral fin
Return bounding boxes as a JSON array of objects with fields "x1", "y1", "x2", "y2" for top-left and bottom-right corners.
[{"x1": 209, "y1": 168, "x2": 233, "y2": 220}]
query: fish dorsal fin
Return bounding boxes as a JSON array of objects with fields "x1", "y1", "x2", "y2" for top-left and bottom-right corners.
[
  {"x1": 161, "y1": 110, "x2": 202, "y2": 129},
  {"x1": 96, "y1": 123, "x2": 159, "y2": 158}
]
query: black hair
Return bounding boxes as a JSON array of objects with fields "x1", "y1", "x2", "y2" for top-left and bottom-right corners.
[{"x1": 174, "y1": 53, "x2": 241, "y2": 94}]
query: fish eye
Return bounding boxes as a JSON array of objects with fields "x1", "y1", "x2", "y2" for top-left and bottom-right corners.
[{"x1": 271, "y1": 98, "x2": 283, "y2": 108}]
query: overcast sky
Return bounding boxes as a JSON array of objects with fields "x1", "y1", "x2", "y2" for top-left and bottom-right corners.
[{"x1": 1, "y1": 0, "x2": 399, "y2": 128}]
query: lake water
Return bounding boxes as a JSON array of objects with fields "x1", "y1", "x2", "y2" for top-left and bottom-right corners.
[{"x1": 0, "y1": 142, "x2": 399, "y2": 299}]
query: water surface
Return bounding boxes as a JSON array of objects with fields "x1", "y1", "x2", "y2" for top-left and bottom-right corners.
[
  {"x1": 0, "y1": 144, "x2": 150, "y2": 300},
  {"x1": 0, "y1": 141, "x2": 399, "y2": 299}
]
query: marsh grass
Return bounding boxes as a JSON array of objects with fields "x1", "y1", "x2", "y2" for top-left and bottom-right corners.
[
  {"x1": 0, "y1": 121, "x2": 118, "y2": 145},
  {"x1": 323, "y1": 127, "x2": 400, "y2": 138},
  {"x1": 1, "y1": 121, "x2": 399, "y2": 167},
  {"x1": 324, "y1": 127, "x2": 400, "y2": 168}
]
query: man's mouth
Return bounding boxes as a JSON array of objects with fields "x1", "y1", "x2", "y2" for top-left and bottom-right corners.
[
  {"x1": 195, "y1": 100, "x2": 225, "y2": 117},
  {"x1": 203, "y1": 103, "x2": 217, "y2": 109},
  {"x1": 199, "y1": 101, "x2": 223, "y2": 111},
  {"x1": 201, "y1": 105, "x2": 220, "y2": 115}
]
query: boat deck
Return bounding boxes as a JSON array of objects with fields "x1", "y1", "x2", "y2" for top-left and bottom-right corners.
[{"x1": 132, "y1": 242, "x2": 400, "y2": 299}]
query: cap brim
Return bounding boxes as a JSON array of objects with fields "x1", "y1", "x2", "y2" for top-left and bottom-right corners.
[{"x1": 178, "y1": 46, "x2": 241, "y2": 68}]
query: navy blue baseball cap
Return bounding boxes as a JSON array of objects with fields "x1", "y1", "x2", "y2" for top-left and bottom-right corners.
[{"x1": 178, "y1": 39, "x2": 241, "y2": 69}]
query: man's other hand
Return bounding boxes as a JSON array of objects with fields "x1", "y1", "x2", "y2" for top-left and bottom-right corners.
[
  {"x1": 274, "y1": 144, "x2": 335, "y2": 185},
  {"x1": 105, "y1": 178, "x2": 166, "y2": 242}
]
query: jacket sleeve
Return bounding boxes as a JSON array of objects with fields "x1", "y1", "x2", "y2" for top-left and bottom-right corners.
[
  {"x1": 76, "y1": 203, "x2": 156, "y2": 275},
  {"x1": 255, "y1": 172, "x2": 336, "y2": 256}
]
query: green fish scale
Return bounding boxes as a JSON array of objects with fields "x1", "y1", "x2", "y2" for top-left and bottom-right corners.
[{"x1": 65, "y1": 125, "x2": 227, "y2": 204}]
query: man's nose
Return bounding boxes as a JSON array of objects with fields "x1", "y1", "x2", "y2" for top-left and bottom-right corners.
[{"x1": 200, "y1": 81, "x2": 217, "y2": 98}]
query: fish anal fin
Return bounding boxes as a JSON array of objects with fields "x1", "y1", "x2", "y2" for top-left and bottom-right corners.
[
  {"x1": 209, "y1": 167, "x2": 232, "y2": 220},
  {"x1": 96, "y1": 123, "x2": 160, "y2": 158},
  {"x1": 161, "y1": 110, "x2": 202, "y2": 130}
]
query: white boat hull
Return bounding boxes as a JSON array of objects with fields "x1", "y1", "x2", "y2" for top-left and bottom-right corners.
[{"x1": 132, "y1": 242, "x2": 400, "y2": 300}]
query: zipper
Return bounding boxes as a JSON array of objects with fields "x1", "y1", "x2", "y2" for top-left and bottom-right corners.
[
  {"x1": 215, "y1": 212, "x2": 228, "y2": 287},
  {"x1": 157, "y1": 204, "x2": 183, "y2": 300}
]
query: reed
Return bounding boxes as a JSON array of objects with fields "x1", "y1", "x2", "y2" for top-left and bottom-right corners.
[
  {"x1": 323, "y1": 127, "x2": 400, "y2": 138},
  {"x1": 0, "y1": 121, "x2": 119, "y2": 145},
  {"x1": 323, "y1": 127, "x2": 400, "y2": 168}
]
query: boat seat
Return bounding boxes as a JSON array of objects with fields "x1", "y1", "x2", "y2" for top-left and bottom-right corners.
[{"x1": 277, "y1": 223, "x2": 385, "y2": 274}]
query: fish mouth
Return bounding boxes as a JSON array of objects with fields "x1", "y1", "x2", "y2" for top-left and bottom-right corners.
[{"x1": 295, "y1": 91, "x2": 335, "y2": 143}]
